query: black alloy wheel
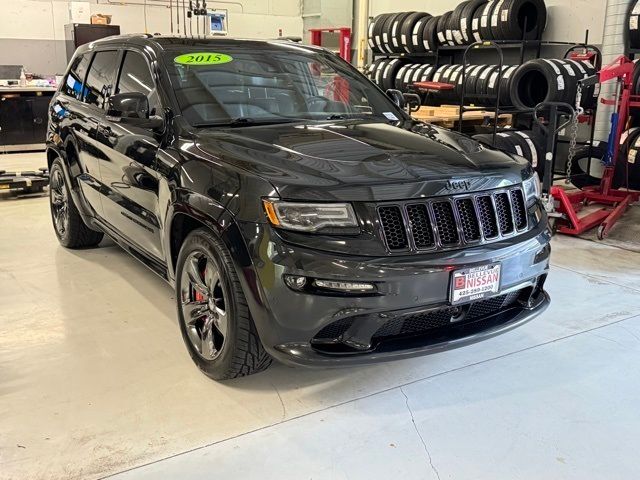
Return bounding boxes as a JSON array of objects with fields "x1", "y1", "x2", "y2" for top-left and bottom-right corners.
[
  {"x1": 176, "y1": 228, "x2": 272, "y2": 380},
  {"x1": 179, "y1": 250, "x2": 229, "y2": 361},
  {"x1": 50, "y1": 168, "x2": 69, "y2": 238}
]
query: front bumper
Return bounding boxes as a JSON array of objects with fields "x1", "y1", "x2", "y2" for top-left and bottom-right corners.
[
  {"x1": 237, "y1": 220, "x2": 551, "y2": 367},
  {"x1": 273, "y1": 289, "x2": 549, "y2": 367}
]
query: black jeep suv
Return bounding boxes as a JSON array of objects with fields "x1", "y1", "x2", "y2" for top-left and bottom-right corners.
[{"x1": 47, "y1": 35, "x2": 550, "y2": 380}]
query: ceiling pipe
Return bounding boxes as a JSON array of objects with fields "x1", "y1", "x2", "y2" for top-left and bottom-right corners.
[{"x1": 98, "y1": 0, "x2": 244, "y2": 11}]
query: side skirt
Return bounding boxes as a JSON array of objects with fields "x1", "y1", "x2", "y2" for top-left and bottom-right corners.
[{"x1": 90, "y1": 217, "x2": 172, "y2": 285}]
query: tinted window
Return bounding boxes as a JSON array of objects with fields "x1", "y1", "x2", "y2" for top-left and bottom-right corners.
[
  {"x1": 116, "y1": 51, "x2": 161, "y2": 115},
  {"x1": 62, "y1": 54, "x2": 90, "y2": 99},
  {"x1": 84, "y1": 51, "x2": 120, "y2": 109},
  {"x1": 163, "y1": 48, "x2": 403, "y2": 126}
]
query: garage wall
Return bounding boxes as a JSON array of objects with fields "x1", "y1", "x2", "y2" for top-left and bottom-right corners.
[
  {"x1": 369, "y1": 0, "x2": 607, "y2": 44},
  {"x1": 0, "y1": 0, "x2": 303, "y2": 75},
  {"x1": 302, "y1": 0, "x2": 353, "y2": 47}
]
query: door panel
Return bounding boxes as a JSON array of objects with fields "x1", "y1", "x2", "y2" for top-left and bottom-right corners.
[
  {"x1": 95, "y1": 49, "x2": 164, "y2": 261},
  {"x1": 50, "y1": 93, "x2": 105, "y2": 217},
  {"x1": 96, "y1": 122, "x2": 164, "y2": 260}
]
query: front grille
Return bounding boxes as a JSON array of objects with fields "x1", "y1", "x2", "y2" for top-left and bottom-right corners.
[
  {"x1": 372, "y1": 290, "x2": 522, "y2": 342},
  {"x1": 374, "y1": 308, "x2": 456, "y2": 338},
  {"x1": 377, "y1": 187, "x2": 527, "y2": 253},
  {"x1": 494, "y1": 192, "x2": 514, "y2": 234},
  {"x1": 510, "y1": 189, "x2": 527, "y2": 230},
  {"x1": 378, "y1": 206, "x2": 408, "y2": 250},
  {"x1": 467, "y1": 290, "x2": 521, "y2": 319},
  {"x1": 314, "y1": 317, "x2": 353, "y2": 340},
  {"x1": 456, "y1": 198, "x2": 481, "y2": 242},
  {"x1": 432, "y1": 201, "x2": 459, "y2": 245},
  {"x1": 476, "y1": 195, "x2": 499, "y2": 239},
  {"x1": 406, "y1": 204, "x2": 434, "y2": 248}
]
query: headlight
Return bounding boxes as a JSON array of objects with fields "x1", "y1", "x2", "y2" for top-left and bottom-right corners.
[
  {"x1": 522, "y1": 172, "x2": 541, "y2": 206},
  {"x1": 263, "y1": 200, "x2": 359, "y2": 232}
]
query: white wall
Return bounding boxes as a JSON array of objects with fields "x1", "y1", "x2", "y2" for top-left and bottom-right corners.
[
  {"x1": 369, "y1": 0, "x2": 607, "y2": 44},
  {"x1": 302, "y1": 0, "x2": 353, "y2": 45},
  {"x1": 0, "y1": 0, "x2": 303, "y2": 40},
  {"x1": 0, "y1": 0, "x2": 303, "y2": 73}
]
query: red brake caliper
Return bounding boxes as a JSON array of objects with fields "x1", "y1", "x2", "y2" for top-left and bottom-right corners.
[{"x1": 194, "y1": 265, "x2": 207, "y2": 303}]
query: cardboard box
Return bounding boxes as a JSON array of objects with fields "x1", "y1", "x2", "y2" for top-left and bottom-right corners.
[{"x1": 90, "y1": 14, "x2": 112, "y2": 25}]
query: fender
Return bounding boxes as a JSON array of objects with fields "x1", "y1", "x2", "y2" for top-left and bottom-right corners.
[
  {"x1": 164, "y1": 189, "x2": 249, "y2": 282},
  {"x1": 163, "y1": 191, "x2": 271, "y2": 334},
  {"x1": 45, "y1": 143, "x2": 95, "y2": 224}
]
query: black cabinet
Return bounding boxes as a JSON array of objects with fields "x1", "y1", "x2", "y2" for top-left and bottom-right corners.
[
  {"x1": 65, "y1": 23, "x2": 121, "y2": 61},
  {"x1": 0, "y1": 91, "x2": 54, "y2": 151}
]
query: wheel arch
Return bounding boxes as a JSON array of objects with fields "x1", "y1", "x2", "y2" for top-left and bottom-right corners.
[
  {"x1": 166, "y1": 197, "x2": 251, "y2": 283},
  {"x1": 46, "y1": 135, "x2": 82, "y2": 184}
]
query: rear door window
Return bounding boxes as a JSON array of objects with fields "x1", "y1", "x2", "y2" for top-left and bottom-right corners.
[
  {"x1": 61, "y1": 54, "x2": 91, "y2": 100},
  {"x1": 84, "y1": 50, "x2": 120, "y2": 109}
]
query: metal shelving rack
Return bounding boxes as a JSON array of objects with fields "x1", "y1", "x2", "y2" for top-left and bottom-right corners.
[{"x1": 370, "y1": 26, "x2": 603, "y2": 185}]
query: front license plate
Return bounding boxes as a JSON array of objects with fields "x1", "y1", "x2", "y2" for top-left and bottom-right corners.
[{"x1": 450, "y1": 263, "x2": 501, "y2": 305}]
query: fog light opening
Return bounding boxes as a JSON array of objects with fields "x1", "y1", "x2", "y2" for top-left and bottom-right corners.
[{"x1": 284, "y1": 275, "x2": 307, "y2": 290}]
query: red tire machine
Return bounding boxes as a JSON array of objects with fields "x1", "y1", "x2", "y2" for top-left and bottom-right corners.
[{"x1": 549, "y1": 55, "x2": 640, "y2": 239}]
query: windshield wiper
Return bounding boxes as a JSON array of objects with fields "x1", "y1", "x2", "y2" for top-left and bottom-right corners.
[
  {"x1": 193, "y1": 117, "x2": 303, "y2": 128},
  {"x1": 324, "y1": 113, "x2": 391, "y2": 122}
]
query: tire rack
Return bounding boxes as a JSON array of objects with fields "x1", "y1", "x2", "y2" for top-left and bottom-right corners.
[{"x1": 371, "y1": 28, "x2": 602, "y2": 188}]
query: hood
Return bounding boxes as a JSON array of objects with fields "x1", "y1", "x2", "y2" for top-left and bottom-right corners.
[{"x1": 194, "y1": 120, "x2": 531, "y2": 202}]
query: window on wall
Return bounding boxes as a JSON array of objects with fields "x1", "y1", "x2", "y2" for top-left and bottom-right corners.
[
  {"x1": 61, "y1": 54, "x2": 91, "y2": 99},
  {"x1": 116, "y1": 51, "x2": 161, "y2": 115},
  {"x1": 84, "y1": 50, "x2": 120, "y2": 109}
]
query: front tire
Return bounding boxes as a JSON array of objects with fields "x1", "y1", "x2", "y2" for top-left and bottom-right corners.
[
  {"x1": 176, "y1": 228, "x2": 272, "y2": 380},
  {"x1": 49, "y1": 158, "x2": 103, "y2": 249}
]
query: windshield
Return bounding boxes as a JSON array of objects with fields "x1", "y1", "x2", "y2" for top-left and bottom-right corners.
[{"x1": 162, "y1": 44, "x2": 404, "y2": 127}]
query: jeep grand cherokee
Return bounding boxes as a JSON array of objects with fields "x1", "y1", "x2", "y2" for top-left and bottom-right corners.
[{"x1": 47, "y1": 35, "x2": 550, "y2": 380}]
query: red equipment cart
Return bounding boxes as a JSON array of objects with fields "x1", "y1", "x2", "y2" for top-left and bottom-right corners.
[{"x1": 550, "y1": 55, "x2": 640, "y2": 239}]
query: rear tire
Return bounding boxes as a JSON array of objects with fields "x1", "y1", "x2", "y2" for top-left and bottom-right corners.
[
  {"x1": 49, "y1": 158, "x2": 103, "y2": 249},
  {"x1": 176, "y1": 228, "x2": 272, "y2": 380}
]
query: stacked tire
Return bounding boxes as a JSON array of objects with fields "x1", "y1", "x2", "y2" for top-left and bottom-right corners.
[
  {"x1": 368, "y1": 1, "x2": 547, "y2": 54},
  {"x1": 615, "y1": 128, "x2": 640, "y2": 190},
  {"x1": 474, "y1": 130, "x2": 546, "y2": 172},
  {"x1": 367, "y1": 58, "x2": 436, "y2": 91},
  {"x1": 567, "y1": 141, "x2": 607, "y2": 190},
  {"x1": 368, "y1": 12, "x2": 434, "y2": 54},
  {"x1": 473, "y1": 0, "x2": 547, "y2": 41},
  {"x1": 423, "y1": 64, "x2": 518, "y2": 107},
  {"x1": 509, "y1": 58, "x2": 599, "y2": 111},
  {"x1": 393, "y1": 63, "x2": 437, "y2": 92},
  {"x1": 367, "y1": 58, "x2": 407, "y2": 90},
  {"x1": 569, "y1": 130, "x2": 640, "y2": 191}
]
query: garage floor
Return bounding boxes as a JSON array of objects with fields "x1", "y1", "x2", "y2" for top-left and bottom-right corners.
[{"x1": 2, "y1": 152, "x2": 640, "y2": 480}]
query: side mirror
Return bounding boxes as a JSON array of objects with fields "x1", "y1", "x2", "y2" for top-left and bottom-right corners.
[
  {"x1": 107, "y1": 93, "x2": 164, "y2": 131},
  {"x1": 386, "y1": 88, "x2": 405, "y2": 108},
  {"x1": 107, "y1": 92, "x2": 149, "y2": 120}
]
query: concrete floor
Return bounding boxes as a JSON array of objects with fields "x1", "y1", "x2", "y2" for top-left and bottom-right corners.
[{"x1": 1, "y1": 152, "x2": 640, "y2": 480}]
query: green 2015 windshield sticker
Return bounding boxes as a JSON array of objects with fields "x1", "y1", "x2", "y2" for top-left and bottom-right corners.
[{"x1": 174, "y1": 52, "x2": 233, "y2": 66}]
